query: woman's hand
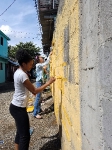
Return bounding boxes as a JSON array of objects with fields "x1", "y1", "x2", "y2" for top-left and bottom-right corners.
[{"x1": 47, "y1": 77, "x2": 56, "y2": 85}]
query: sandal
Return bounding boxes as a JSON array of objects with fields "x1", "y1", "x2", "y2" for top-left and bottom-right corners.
[{"x1": 35, "y1": 114, "x2": 42, "y2": 119}]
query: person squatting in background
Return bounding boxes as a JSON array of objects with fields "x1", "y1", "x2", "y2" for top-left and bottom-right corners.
[
  {"x1": 9, "y1": 49, "x2": 55, "y2": 150},
  {"x1": 33, "y1": 52, "x2": 52, "y2": 119}
]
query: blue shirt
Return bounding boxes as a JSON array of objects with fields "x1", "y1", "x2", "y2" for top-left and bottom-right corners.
[{"x1": 36, "y1": 56, "x2": 50, "y2": 82}]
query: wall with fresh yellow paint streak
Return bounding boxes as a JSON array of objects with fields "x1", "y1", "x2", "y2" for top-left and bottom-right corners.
[
  {"x1": 50, "y1": 0, "x2": 112, "y2": 150},
  {"x1": 50, "y1": 0, "x2": 82, "y2": 149}
]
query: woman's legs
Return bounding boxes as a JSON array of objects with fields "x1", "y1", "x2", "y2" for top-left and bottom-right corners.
[
  {"x1": 33, "y1": 81, "x2": 42, "y2": 117},
  {"x1": 9, "y1": 103, "x2": 30, "y2": 150}
]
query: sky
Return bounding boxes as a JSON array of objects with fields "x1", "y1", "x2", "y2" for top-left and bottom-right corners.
[{"x1": 0, "y1": 0, "x2": 43, "y2": 49}]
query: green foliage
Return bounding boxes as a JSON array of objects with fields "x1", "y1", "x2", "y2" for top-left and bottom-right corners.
[{"x1": 8, "y1": 42, "x2": 40, "y2": 59}]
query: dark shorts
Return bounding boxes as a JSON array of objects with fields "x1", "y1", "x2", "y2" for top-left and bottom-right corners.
[{"x1": 9, "y1": 103, "x2": 30, "y2": 150}]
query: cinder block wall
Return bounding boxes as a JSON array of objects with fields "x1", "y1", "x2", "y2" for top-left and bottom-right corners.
[
  {"x1": 51, "y1": 0, "x2": 82, "y2": 149},
  {"x1": 50, "y1": 0, "x2": 112, "y2": 150}
]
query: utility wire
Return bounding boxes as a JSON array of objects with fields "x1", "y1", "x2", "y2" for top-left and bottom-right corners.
[
  {"x1": 1, "y1": 29, "x2": 41, "y2": 35},
  {"x1": 0, "y1": 0, "x2": 16, "y2": 17},
  {"x1": 7, "y1": 34, "x2": 41, "y2": 39}
]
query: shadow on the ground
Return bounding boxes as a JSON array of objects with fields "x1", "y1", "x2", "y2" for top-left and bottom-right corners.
[
  {"x1": 40, "y1": 133, "x2": 61, "y2": 150},
  {"x1": 41, "y1": 133, "x2": 59, "y2": 139},
  {"x1": 43, "y1": 88, "x2": 51, "y2": 93},
  {"x1": 44, "y1": 95, "x2": 52, "y2": 101}
]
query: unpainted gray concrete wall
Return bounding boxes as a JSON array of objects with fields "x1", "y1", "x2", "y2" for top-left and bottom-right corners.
[{"x1": 80, "y1": 0, "x2": 112, "y2": 149}]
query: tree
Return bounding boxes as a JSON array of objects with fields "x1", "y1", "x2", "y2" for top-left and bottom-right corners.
[{"x1": 8, "y1": 42, "x2": 40, "y2": 59}]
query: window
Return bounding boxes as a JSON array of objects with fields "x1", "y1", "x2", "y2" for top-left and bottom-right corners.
[
  {"x1": 0, "y1": 63, "x2": 3, "y2": 70},
  {"x1": 1, "y1": 37, "x2": 3, "y2": 45}
]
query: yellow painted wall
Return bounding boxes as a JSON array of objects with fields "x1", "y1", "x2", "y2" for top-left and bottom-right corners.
[{"x1": 50, "y1": 0, "x2": 82, "y2": 149}]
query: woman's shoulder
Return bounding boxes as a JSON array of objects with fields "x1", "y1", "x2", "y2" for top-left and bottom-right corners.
[{"x1": 15, "y1": 69, "x2": 27, "y2": 77}]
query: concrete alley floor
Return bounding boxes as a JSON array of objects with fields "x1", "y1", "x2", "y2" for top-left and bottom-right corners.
[{"x1": 0, "y1": 82, "x2": 61, "y2": 150}]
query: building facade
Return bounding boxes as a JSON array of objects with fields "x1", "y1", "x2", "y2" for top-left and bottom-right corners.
[{"x1": 0, "y1": 30, "x2": 10, "y2": 83}]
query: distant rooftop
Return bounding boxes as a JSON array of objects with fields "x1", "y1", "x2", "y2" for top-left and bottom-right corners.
[{"x1": 0, "y1": 30, "x2": 10, "y2": 41}]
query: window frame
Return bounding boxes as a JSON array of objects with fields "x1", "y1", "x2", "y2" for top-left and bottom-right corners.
[
  {"x1": 0, "y1": 37, "x2": 3, "y2": 46},
  {"x1": 0, "y1": 63, "x2": 3, "y2": 70}
]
